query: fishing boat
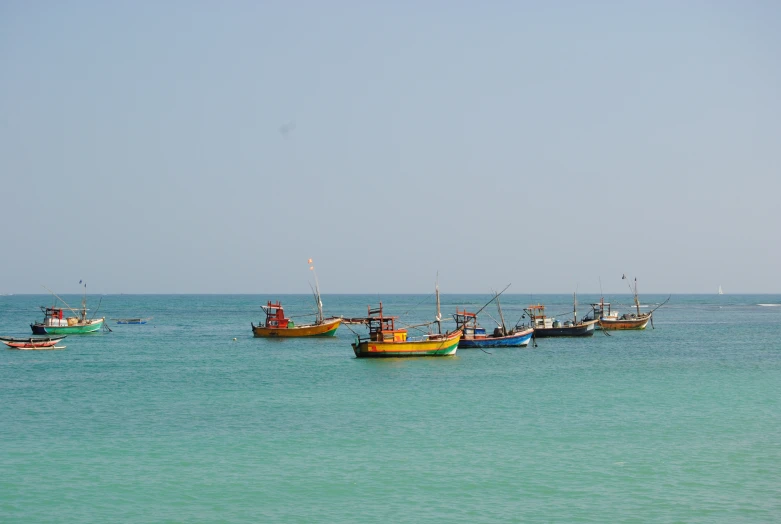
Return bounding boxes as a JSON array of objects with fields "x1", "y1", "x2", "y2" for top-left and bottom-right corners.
[
  {"x1": 594, "y1": 275, "x2": 653, "y2": 330},
  {"x1": 112, "y1": 317, "x2": 152, "y2": 325},
  {"x1": 251, "y1": 301, "x2": 341, "y2": 337},
  {"x1": 526, "y1": 293, "x2": 597, "y2": 337},
  {"x1": 351, "y1": 302, "x2": 461, "y2": 358},
  {"x1": 453, "y1": 285, "x2": 532, "y2": 347},
  {"x1": 1, "y1": 335, "x2": 67, "y2": 350},
  {"x1": 251, "y1": 258, "x2": 342, "y2": 338},
  {"x1": 583, "y1": 301, "x2": 618, "y2": 329},
  {"x1": 454, "y1": 308, "x2": 533, "y2": 347},
  {"x1": 526, "y1": 305, "x2": 596, "y2": 337},
  {"x1": 30, "y1": 284, "x2": 105, "y2": 335}
]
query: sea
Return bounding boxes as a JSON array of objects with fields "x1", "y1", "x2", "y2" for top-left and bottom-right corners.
[{"x1": 1, "y1": 293, "x2": 780, "y2": 523}]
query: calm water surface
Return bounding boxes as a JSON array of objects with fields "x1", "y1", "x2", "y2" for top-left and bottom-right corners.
[{"x1": 1, "y1": 294, "x2": 780, "y2": 522}]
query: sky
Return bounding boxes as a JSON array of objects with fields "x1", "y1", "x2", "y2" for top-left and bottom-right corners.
[{"x1": 1, "y1": 1, "x2": 779, "y2": 294}]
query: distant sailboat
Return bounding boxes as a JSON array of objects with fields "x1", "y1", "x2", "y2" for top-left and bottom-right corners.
[{"x1": 718, "y1": 285, "x2": 724, "y2": 295}]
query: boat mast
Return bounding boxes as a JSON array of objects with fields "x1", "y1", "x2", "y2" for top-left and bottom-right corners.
[
  {"x1": 82, "y1": 281, "x2": 87, "y2": 321},
  {"x1": 309, "y1": 258, "x2": 324, "y2": 324},
  {"x1": 634, "y1": 278, "x2": 641, "y2": 316},
  {"x1": 496, "y1": 291, "x2": 507, "y2": 336},
  {"x1": 435, "y1": 272, "x2": 442, "y2": 334},
  {"x1": 623, "y1": 274, "x2": 641, "y2": 316},
  {"x1": 573, "y1": 292, "x2": 577, "y2": 324}
]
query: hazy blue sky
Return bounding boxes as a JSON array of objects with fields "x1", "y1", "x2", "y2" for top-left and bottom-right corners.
[{"x1": 1, "y1": 1, "x2": 779, "y2": 294}]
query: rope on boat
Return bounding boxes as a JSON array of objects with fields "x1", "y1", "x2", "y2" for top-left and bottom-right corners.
[
  {"x1": 397, "y1": 292, "x2": 436, "y2": 318},
  {"x1": 340, "y1": 322, "x2": 361, "y2": 337}
]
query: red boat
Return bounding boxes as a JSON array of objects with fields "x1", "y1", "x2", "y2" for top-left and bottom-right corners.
[{"x1": 1, "y1": 335, "x2": 67, "y2": 350}]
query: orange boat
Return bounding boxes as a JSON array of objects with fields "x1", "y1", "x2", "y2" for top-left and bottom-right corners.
[
  {"x1": 252, "y1": 300, "x2": 341, "y2": 337},
  {"x1": 251, "y1": 258, "x2": 342, "y2": 338}
]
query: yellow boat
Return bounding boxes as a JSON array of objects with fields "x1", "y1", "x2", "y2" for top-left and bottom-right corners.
[
  {"x1": 252, "y1": 258, "x2": 342, "y2": 338},
  {"x1": 252, "y1": 300, "x2": 342, "y2": 337},
  {"x1": 351, "y1": 302, "x2": 462, "y2": 358}
]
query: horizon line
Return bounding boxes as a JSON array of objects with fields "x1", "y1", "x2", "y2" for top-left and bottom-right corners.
[{"x1": 1, "y1": 292, "x2": 773, "y2": 296}]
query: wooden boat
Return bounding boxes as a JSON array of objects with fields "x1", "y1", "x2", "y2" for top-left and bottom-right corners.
[
  {"x1": 31, "y1": 285, "x2": 105, "y2": 335},
  {"x1": 112, "y1": 317, "x2": 152, "y2": 325},
  {"x1": 251, "y1": 258, "x2": 342, "y2": 338},
  {"x1": 351, "y1": 302, "x2": 461, "y2": 358},
  {"x1": 526, "y1": 293, "x2": 597, "y2": 337},
  {"x1": 454, "y1": 308, "x2": 533, "y2": 347},
  {"x1": 252, "y1": 301, "x2": 341, "y2": 337},
  {"x1": 583, "y1": 301, "x2": 618, "y2": 329},
  {"x1": 594, "y1": 276, "x2": 652, "y2": 330},
  {"x1": 453, "y1": 286, "x2": 532, "y2": 347},
  {"x1": 1, "y1": 335, "x2": 67, "y2": 350}
]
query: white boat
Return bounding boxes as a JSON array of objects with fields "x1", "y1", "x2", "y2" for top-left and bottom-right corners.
[{"x1": 718, "y1": 285, "x2": 723, "y2": 295}]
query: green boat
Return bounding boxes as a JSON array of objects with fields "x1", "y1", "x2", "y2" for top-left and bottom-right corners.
[
  {"x1": 30, "y1": 309, "x2": 104, "y2": 334},
  {"x1": 31, "y1": 285, "x2": 106, "y2": 335}
]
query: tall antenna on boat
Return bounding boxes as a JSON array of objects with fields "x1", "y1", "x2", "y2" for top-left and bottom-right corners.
[{"x1": 309, "y1": 258, "x2": 323, "y2": 324}]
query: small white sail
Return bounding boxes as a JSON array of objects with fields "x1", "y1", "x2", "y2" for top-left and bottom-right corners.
[{"x1": 718, "y1": 285, "x2": 723, "y2": 295}]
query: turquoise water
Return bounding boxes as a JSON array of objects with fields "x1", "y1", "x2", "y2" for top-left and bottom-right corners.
[{"x1": 1, "y1": 294, "x2": 780, "y2": 522}]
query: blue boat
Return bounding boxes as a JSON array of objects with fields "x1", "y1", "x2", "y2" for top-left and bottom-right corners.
[
  {"x1": 453, "y1": 307, "x2": 533, "y2": 348},
  {"x1": 112, "y1": 318, "x2": 152, "y2": 325}
]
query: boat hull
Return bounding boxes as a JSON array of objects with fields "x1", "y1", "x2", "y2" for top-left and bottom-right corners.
[
  {"x1": 458, "y1": 328, "x2": 533, "y2": 348},
  {"x1": 252, "y1": 318, "x2": 341, "y2": 338},
  {"x1": 1, "y1": 336, "x2": 66, "y2": 349},
  {"x1": 533, "y1": 321, "x2": 597, "y2": 338},
  {"x1": 4, "y1": 342, "x2": 65, "y2": 349},
  {"x1": 352, "y1": 331, "x2": 461, "y2": 358},
  {"x1": 30, "y1": 318, "x2": 104, "y2": 335},
  {"x1": 598, "y1": 315, "x2": 651, "y2": 330}
]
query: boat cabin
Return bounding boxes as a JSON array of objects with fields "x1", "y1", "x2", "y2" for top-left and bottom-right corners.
[
  {"x1": 40, "y1": 307, "x2": 81, "y2": 327},
  {"x1": 453, "y1": 308, "x2": 487, "y2": 339},
  {"x1": 590, "y1": 301, "x2": 618, "y2": 321},
  {"x1": 365, "y1": 302, "x2": 407, "y2": 342},
  {"x1": 526, "y1": 304, "x2": 554, "y2": 329},
  {"x1": 262, "y1": 301, "x2": 292, "y2": 329}
]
